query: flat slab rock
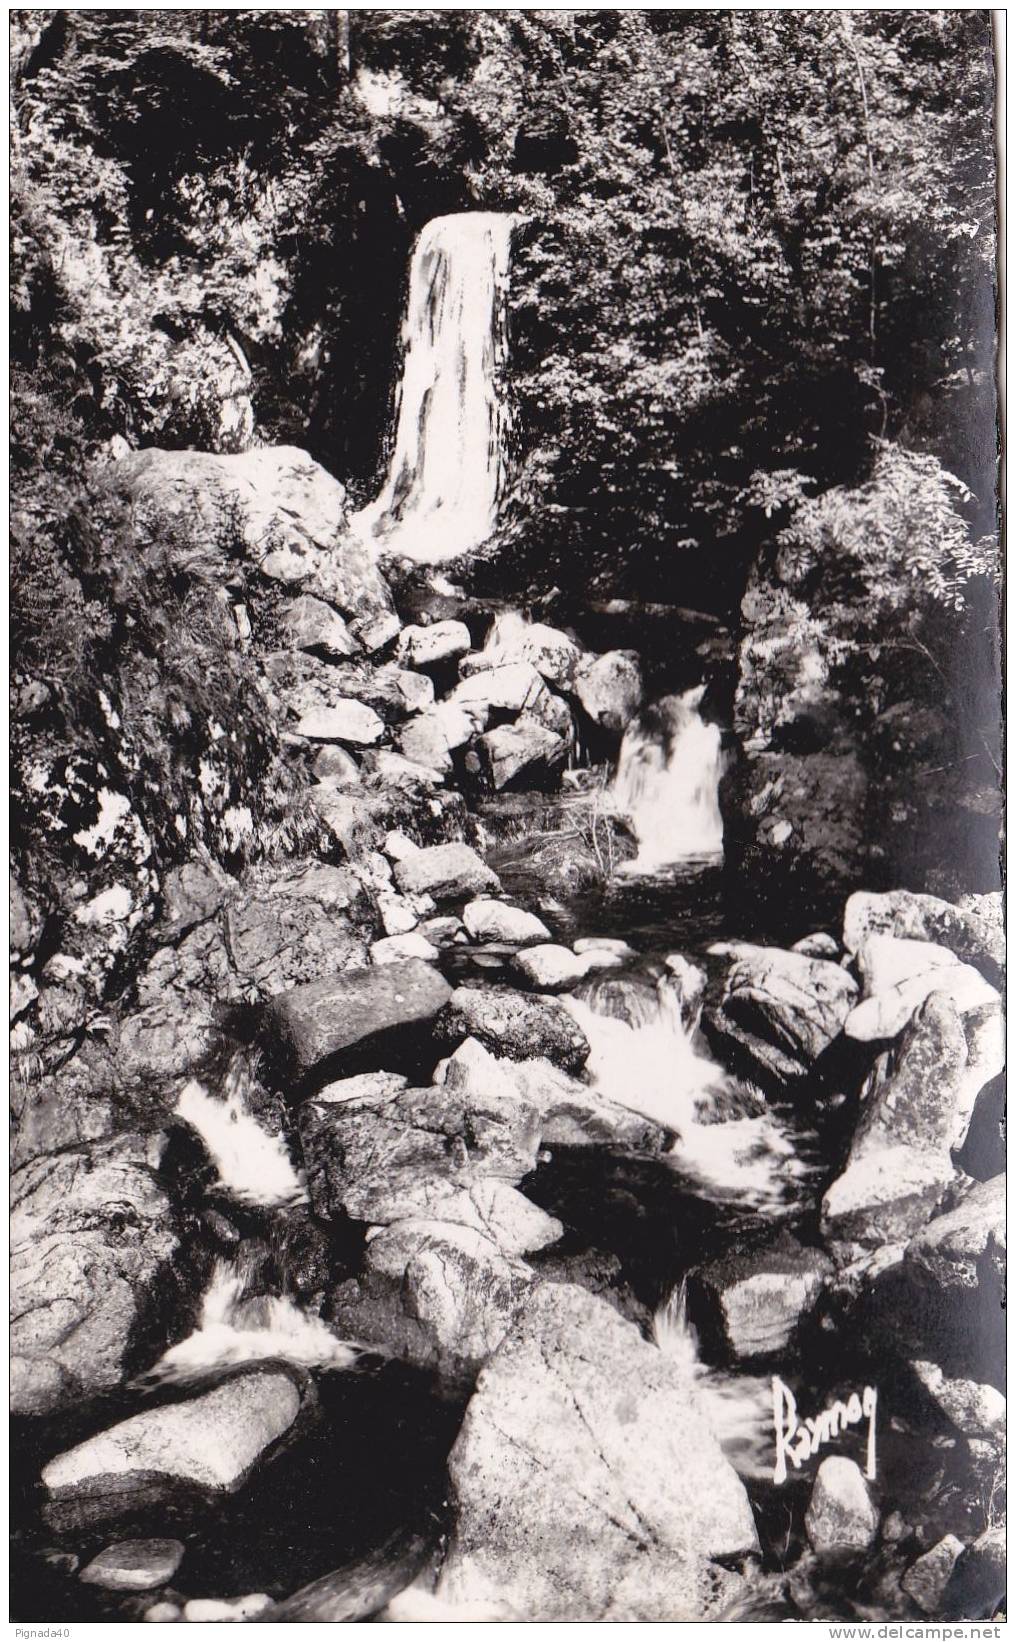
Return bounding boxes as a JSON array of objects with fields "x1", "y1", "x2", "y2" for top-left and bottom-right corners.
[
  {"x1": 437, "y1": 1281, "x2": 758, "y2": 1621},
  {"x1": 42, "y1": 1371, "x2": 302, "y2": 1522},
  {"x1": 79, "y1": 1538, "x2": 185, "y2": 1592},
  {"x1": 266, "y1": 958, "x2": 452, "y2": 1082}
]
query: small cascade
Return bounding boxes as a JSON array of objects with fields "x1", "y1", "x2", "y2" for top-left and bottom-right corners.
[
  {"x1": 565, "y1": 973, "x2": 808, "y2": 1211},
  {"x1": 611, "y1": 688, "x2": 724, "y2": 871},
  {"x1": 136, "y1": 1254, "x2": 362, "y2": 1390},
  {"x1": 354, "y1": 212, "x2": 517, "y2": 564},
  {"x1": 653, "y1": 1283, "x2": 772, "y2": 1482},
  {"x1": 175, "y1": 1077, "x2": 307, "y2": 1210}
]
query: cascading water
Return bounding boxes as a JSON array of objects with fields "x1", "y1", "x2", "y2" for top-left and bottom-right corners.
[
  {"x1": 564, "y1": 972, "x2": 810, "y2": 1211},
  {"x1": 135, "y1": 1254, "x2": 363, "y2": 1390},
  {"x1": 652, "y1": 1283, "x2": 772, "y2": 1483},
  {"x1": 354, "y1": 212, "x2": 517, "y2": 564},
  {"x1": 611, "y1": 688, "x2": 725, "y2": 871}
]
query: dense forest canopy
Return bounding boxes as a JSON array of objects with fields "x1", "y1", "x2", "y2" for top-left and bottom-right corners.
[{"x1": 11, "y1": 8, "x2": 997, "y2": 602}]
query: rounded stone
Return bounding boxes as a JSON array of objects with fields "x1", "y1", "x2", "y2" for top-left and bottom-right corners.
[{"x1": 80, "y1": 1538, "x2": 185, "y2": 1592}]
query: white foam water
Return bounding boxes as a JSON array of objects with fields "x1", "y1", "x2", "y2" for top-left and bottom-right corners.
[
  {"x1": 175, "y1": 1077, "x2": 308, "y2": 1210},
  {"x1": 565, "y1": 974, "x2": 808, "y2": 1212},
  {"x1": 354, "y1": 212, "x2": 517, "y2": 564},
  {"x1": 136, "y1": 1257, "x2": 362, "y2": 1389},
  {"x1": 611, "y1": 688, "x2": 724, "y2": 870},
  {"x1": 653, "y1": 1281, "x2": 772, "y2": 1483}
]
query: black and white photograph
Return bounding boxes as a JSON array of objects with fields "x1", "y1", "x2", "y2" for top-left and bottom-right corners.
[{"x1": 10, "y1": 6, "x2": 1005, "y2": 1626}]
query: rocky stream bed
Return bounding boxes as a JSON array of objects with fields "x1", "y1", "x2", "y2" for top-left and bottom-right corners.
[{"x1": 10, "y1": 449, "x2": 1006, "y2": 1625}]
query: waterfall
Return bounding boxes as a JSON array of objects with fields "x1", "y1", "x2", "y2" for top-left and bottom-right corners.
[
  {"x1": 611, "y1": 688, "x2": 724, "y2": 871},
  {"x1": 175, "y1": 1077, "x2": 307, "y2": 1210},
  {"x1": 564, "y1": 973, "x2": 809, "y2": 1211},
  {"x1": 653, "y1": 1282, "x2": 772, "y2": 1482},
  {"x1": 354, "y1": 212, "x2": 517, "y2": 565},
  {"x1": 135, "y1": 1255, "x2": 363, "y2": 1389}
]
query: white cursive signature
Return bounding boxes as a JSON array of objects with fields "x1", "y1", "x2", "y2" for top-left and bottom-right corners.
[{"x1": 772, "y1": 1375, "x2": 877, "y2": 1485}]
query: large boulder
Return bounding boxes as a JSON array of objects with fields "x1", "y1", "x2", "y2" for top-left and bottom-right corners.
[
  {"x1": 435, "y1": 984, "x2": 590, "y2": 1073},
  {"x1": 392, "y1": 843, "x2": 500, "y2": 902},
  {"x1": 461, "y1": 899, "x2": 551, "y2": 947},
  {"x1": 571, "y1": 650, "x2": 643, "y2": 732},
  {"x1": 703, "y1": 942, "x2": 858, "y2": 1090},
  {"x1": 330, "y1": 1218, "x2": 538, "y2": 1388},
  {"x1": 437, "y1": 1282, "x2": 758, "y2": 1620},
  {"x1": 821, "y1": 993, "x2": 969, "y2": 1259},
  {"x1": 843, "y1": 935, "x2": 998, "y2": 1042},
  {"x1": 843, "y1": 889, "x2": 1004, "y2": 988},
  {"x1": 472, "y1": 718, "x2": 568, "y2": 791},
  {"x1": 461, "y1": 622, "x2": 582, "y2": 691},
  {"x1": 11, "y1": 1134, "x2": 179, "y2": 1415},
  {"x1": 804, "y1": 1457, "x2": 879, "y2": 1558},
  {"x1": 299, "y1": 1039, "x2": 543, "y2": 1223},
  {"x1": 689, "y1": 1233, "x2": 833, "y2": 1361},
  {"x1": 397, "y1": 620, "x2": 472, "y2": 671},
  {"x1": 266, "y1": 959, "x2": 452, "y2": 1084},
  {"x1": 42, "y1": 1371, "x2": 302, "y2": 1526},
  {"x1": 105, "y1": 447, "x2": 393, "y2": 629}
]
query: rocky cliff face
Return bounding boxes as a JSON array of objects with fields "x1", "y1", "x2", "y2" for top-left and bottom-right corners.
[{"x1": 721, "y1": 521, "x2": 1001, "y2": 932}]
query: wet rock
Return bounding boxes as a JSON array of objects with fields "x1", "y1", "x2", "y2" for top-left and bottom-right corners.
[
  {"x1": 80, "y1": 1538, "x2": 185, "y2": 1592},
  {"x1": 902, "y1": 1536, "x2": 966, "y2": 1615},
  {"x1": 435, "y1": 985, "x2": 591, "y2": 1073},
  {"x1": 792, "y1": 932, "x2": 840, "y2": 959},
  {"x1": 106, "y1": 446, "x2": 392, "y2": 625},
  {"x1": 144, "y1": 1601, "x2": 182, "y2": 1622},
  {"x1": 804, "y1": 1457, "x2": 879, "y2": 1558},
  {"x1": 370, "y1": 932, "x2": 438, "y2": 965},
  {"x1": 822, "y1": 994, "x2": 969, "y2": 1258},
  {"x1": 703, "y1": 942, "x2": 858, "y2": 1089},
  {"x1": 572, "y1": 650, "x2": 643, "y2": 732},
  {"x1": 333, "y1": 1219, "x2": 536, "y2": 1387},
  {"x1": 420, "y1": 914, "x2": 467, "y2": 948},
  {"x1": 843, "y1": 890, "x2": 1004, "y2": 988},
  {"x1": 576, "y1": 936, "x2": 636, "y2": 958},
  {"x1": 397, "y1": 620, "x2": 472, "y2": 670},
  {"x1": 314, "y1": 1071, "x2": 409, "y2": 1105},
  {"x1": 512, "y1": 943, "x2": 593, "y2": 991},
  {"x1": 911, "y1": 1360, "x2": 1005, "y2": 1438},
  {"x1": 313, "y1": 743, "x2": 360, "y2": 785},
  {"x1": 474, "y1": 717, "x2": 568, "y2": 790},
  {"x1": 462, "y1": 898, "x2": 550, "y2": 946},
  {"x1": 393, "y1": 842, "x2": 500, "y2": 902},
  {"x1": 690, "y1": 1234, "x2": 833, "y2": 1361},
  {"x1": 294, "y1": 699, "x2": 385, "y2": 746},
  {"x1": 511, "y1": 1057, "x2": 669, "y2": 1152},
  {"x1": 224, "y1": 862, "x2": 373, "y2": 998},
  {"x1": 844, "y1": 936, "x2": 998, "y2": 1042},
  {"x1": 266, "y1": 959, "x2": 452, "y2": 1083},
  {"x1": 11, "y1": 1134, "x2": 178, "y2": 1415},
  {"x1": 42, "y1": 1371, "x2": 302, "y2": 1523},
  {"x1": 300, "y1": 1040, "x2": 542, "y2": 1223},
  {"x1": 182, "y1": 1593, "x2": 273, "y2": 1622},
  {"x1": 10, "y1": 876, "x2": 43, "y2": 964},
  {"x1": 438, "y1": 1282, "x2": 757, "y2": 1621},
  {"x1": 279, "y1": 593, "x2": 359, "y2": 658},
  {"x1": 942, "y1": 1526, "x2": 1006, "y2": 1619},
  {"x1": 904, "y1": 1175, "x2": 1005, "y2": 1298}
]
